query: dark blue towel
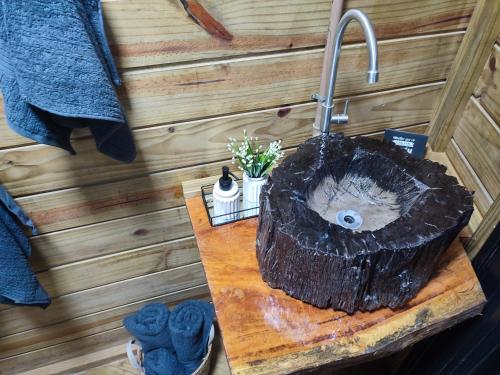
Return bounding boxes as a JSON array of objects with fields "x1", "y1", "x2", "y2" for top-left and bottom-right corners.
[
  {"x1": 144, "y1": 348, "x2": 185, "y2": 375},
  {"x1": 123, "y1": 303, "x2": 173, "y2": 353},
  {"x1": 168, "y1": 301, "x2": 214, "y2": 374},
  {"x1": 0, "y1": 185, "x2": 51, "y2": 307},
  {"x1": 0, "y1": 0, "x2": 136, "y2": 163}
]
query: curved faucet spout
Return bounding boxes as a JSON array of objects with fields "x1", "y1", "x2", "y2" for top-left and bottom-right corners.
[{"x1": 319, "y1": 9, "x2": 379, "y2": 134}]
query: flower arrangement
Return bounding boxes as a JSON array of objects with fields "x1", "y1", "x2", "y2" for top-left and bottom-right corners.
[{"x1": 227, "y1": 130, "x2": 284, "y2": 178}]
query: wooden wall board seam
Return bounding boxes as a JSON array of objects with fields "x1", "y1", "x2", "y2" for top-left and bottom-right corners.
[
  {"x1": 38, "y1": 235, "x2": 196, "y2": 272},
  {"x1": 0, "y1": 263, "x2": 207, "y2": 338},
  {"x1": 30, "y1": 205, "x2": 189, "y2": 241},
  {"x1": 466, "y1": 196, "x2": 500, "y2": 258},
  {"x1": 0, "y1": 1, "x2": 480, "y2": 369},
  {"x1": 120, "y1": 31, "x2": 466, "y2": 76},
  {"x1": 0, "y1": 31, "x2": 464, "y2": 152},
  {"x1": 99, "y1": 0, "x2": 476, "y2": 68},
  {"x1": 0, "y1": 283, "x2": 208, "y2": 345},
  {"x1": 25, "y1": 120, "x2": 438, "y2": 274},
  {"x1": 428, "y1": 0, "x2": 500, "y2": 150},
  {"x1": 28, "y1": 207, "x2": 194, "y2": 273},
  {"x1": 452, "y1": 96, "x2": 500, "y2": 198},
  {"x1": 0, "y1": 125, "x2": 434, "y2": 324},
  {"x1": 1, "y1": 80, "x2": 446, "y2": 156},
  {"x1": 446, "y1": 139, "x2": 493, "y2": 215},
  {"x1": 34, "y1": 236, "x2": 200, "y2": 299},
  {"x1": 128, "y1": 80, "x2": 445, "y2": 134},
  {"x1": 470, "y1": 96, "x2": 500, "y2": 132},
  {"x1": 0, "y1": 285, "x2": 210, "y2": 361},
  {"x1": 119, "y1": 32, "x2": 464, "y2": 128},
  {"x1": 1, "y1": 78, "x2": 454, "y2": 197},
  {"x1": 0, "y1": 327, "x2": 129, "y2": 374},
  {"x1": 472, "y1": 43, "x2": 500, "y2": 126},
  {"x1": 17, "y1": 121, "x2": 440, "y2": 274}
]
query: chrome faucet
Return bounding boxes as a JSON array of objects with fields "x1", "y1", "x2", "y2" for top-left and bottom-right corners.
[{"x1": 312, "y1": 9, "x2": 379, "y2": 134}]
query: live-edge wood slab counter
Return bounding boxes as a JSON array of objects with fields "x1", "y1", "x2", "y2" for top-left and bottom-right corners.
[{"x1": 184, "y1": 192, "x2": 485, "y2": 375}]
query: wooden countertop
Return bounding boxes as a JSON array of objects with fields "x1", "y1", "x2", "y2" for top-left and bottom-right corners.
[{"x1": 184, "y1": 157, "x2": 486, "y2": 374}]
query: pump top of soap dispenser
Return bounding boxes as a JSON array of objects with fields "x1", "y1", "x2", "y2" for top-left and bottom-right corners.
[{"x1": 219, "y1": 166, "x2": 233, "y2": 191}]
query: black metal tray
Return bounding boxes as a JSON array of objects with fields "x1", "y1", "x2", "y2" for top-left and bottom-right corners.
[{"x1": 201, "y1": 179, "x2": 259, "y2": 227}]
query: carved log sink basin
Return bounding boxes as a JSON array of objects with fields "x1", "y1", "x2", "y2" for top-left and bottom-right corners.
[{"x1": 256, "y1": 134, "x2": 473, "y2": 313}]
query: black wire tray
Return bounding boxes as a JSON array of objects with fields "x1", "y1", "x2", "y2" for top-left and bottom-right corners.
[{"x1": 201, "y1": 179, "x2": 259, "y2": 227}]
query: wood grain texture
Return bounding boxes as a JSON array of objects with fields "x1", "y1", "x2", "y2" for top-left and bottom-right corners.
[
  {"x1": 13, "y1": 82, "x2": 441, "y2": 239},
  {"x1": 76, "y1": 328, "x2": 230, "y2": 375},
  {"x1": 428, "y1": 0, "x2": 500, "y2": 151},
  {"x1": 0, "y1": 285, "x2": 209, "y2": 361},
  {"x1": 445, "y1": 140, "x2": 492, "y2": 216},
  {"x1": 426, "y1": 148, "x2": 482, "y2": 235},
  {"x1": 120, "y1": 33, "x2": 462, "y2": 129},
  {"x1": 0, "y1": 33, "x2": 461, "y2": 149},
  {"x1": 0, "y1": 263, "x2": 206, "y2": 338},
  {"x1": 466, "y1": 197, "x2": 500, "y2": 259},
  {"x1": 181, "y1": 123, "x2": 431, "y2": 199},
  {"x1": 36, "y1": 237, "x2": 200, "y2": 297},
  {"x1": 474, "y1": 43, "x2": 500, "y2": 125},
  {"x1": 16, "y1": 159, "x2": 230, "y2": 234},
  {"x1": 0, "y1": 1, "x2": 480, "y2": 370},
  {"x1": 185, "y1": 196, "x2": 485, "y2": 375},
  {"x1": 1, "y1": 82, "x2": 444, "y2": 197},
  {"x1": 101, "y1": 0, "x2": 475, "y2": 68},
  {"x1": 0, "y1": 328, "x2": 130, "y2": 375},
  {"x1": 29, "y1": 207, "x2": 193, "y2": 271},
  {"x1": 453, "y1": 98, "x2": 500, "y2": 199}
]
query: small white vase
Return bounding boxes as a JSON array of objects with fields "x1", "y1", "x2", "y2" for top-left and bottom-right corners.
[{"x1": 242, "y1": 172, "x2": 267, "y2": 217}]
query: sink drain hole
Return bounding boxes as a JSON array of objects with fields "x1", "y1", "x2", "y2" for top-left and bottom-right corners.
[
  {"x1": 336, "y1": 210, "x2": 363, "y2": 230},
  {"x1": 343, "y1": 215, "x2": 355, "y2": 224}
]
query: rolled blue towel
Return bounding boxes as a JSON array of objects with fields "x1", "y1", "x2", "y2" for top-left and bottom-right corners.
[
  {"x1": 0, "y1": 185, "x2": 51, "y2": 307},
  {"x1": 144, "y1": 348, "x2": 185, "y2": 375},
  {"x1": 0, "y1": 0, "x2": 136, "y2": 163},
  {"x1": 169, "y1": 300, "x2": 215, "y2": 374},
  {"x1": 123, "y1": 303, "x2": 173, "y2": 353}
]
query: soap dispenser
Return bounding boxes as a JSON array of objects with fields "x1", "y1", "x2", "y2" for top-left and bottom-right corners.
[{"x1": 212, "y1": 166, "x2": 240, "y2": 224}]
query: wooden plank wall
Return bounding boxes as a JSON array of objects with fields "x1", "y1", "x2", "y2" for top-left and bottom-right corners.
[
  {"x1": 445, "y1": 36, "x2": 500, "y2": 258},
  {"x1": 0, "y1": 0, "x2": 477, "y2": 373}
]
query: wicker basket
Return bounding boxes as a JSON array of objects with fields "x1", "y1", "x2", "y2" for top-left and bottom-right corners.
[{"x1": 126, "y1": 325, "x2": 215, "y2": 375}]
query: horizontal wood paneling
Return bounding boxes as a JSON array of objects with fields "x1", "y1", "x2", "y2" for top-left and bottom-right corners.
[
  {"x1": 0, "y1": 327, "x2": 130, "y2": 375},
  {"x1": 466, "y1": 196, "x2": 500, "y2": 258},
  {"x1": 0, "y1": 263, "x2": 206, "y2": 338},
  {"x1": 102, "y1": 0, "x2": 475, "y2": 68},
  {"x1": 0, "y1": 285, "x2": 209, "y2": 361},
  {"x1": 36, "y1": 237, "x2": 199, "y2": 297},
  {"x1": 453, "y1": 98, "x2": 500, "y2": 198},
  {"x1": 29, "y1": 207, "x2": 193, "y2": 271},
  {"x1": 11, "y1": 83, "x2": 443, "y2": 228},
  {"x1": 18, "y1": 160, "x2": 228, "y2": 234},
  {"x1": 424, "y1": 147, "x2": 483, "y2": 235},
  {"x1": 0, "y1": 32, "x2": 461, "y2": 151},
  {"x1": 446, "y1": 139, "x2": 493, "y2": 216},
  {"x1": 0, "y1": 1, "x2": 478, "y2": 370},
  {"x1": 1, "y1": 81, "x2": 446, "y2": 197},
  {"x1": 120, "y1": 33, "x2": 462, "y2": 129},
  {"x1": 474, "y1": 43, "x2": 500, "y2": 125}
]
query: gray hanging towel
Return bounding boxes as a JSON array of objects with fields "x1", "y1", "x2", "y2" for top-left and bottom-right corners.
[
  {"x1": 0, "y1": 185, "x2": 51, "y2": 308},
  {"x1": 0, "y1": 0, "x2": 136, "y2": 163}
]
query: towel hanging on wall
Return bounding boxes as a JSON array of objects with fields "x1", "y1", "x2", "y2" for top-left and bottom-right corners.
[
  {"x1": 0, "y1": 0, "x2": 136, "y2": 163},
  {"x1": 0, "y1": 185, "x2": 51, "y2": 308}
]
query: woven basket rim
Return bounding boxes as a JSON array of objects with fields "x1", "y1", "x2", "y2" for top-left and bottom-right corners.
[{"x1": 127, "y1": 324, "x2": 215, "y2": 375}]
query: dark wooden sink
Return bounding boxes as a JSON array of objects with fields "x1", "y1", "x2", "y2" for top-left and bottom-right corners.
[{"x1": 256, "y1": 134, "x2": 474, "y2": 313}]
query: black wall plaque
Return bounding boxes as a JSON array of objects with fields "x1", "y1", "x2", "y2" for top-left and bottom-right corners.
[{"x1": 384, "y1": 129, "x2": 428, "y2": 159}]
